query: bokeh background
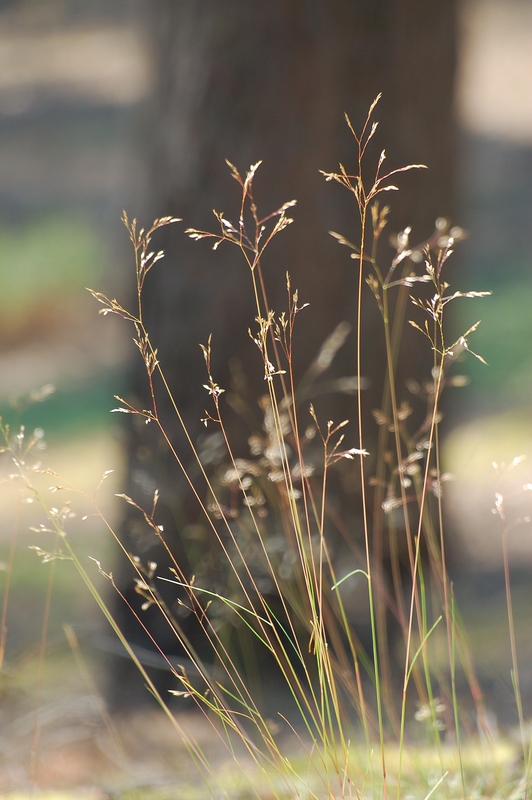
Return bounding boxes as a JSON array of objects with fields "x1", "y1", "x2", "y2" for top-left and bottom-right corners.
[{"x1": 0, "y1": 0, "x2": 532, "y2": 794}]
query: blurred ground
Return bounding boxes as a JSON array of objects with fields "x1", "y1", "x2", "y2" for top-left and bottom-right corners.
[{"x1": 0, "y1": 0, "x2": 532, "y2": 795}]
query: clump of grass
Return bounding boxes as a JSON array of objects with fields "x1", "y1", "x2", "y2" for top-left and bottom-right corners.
[{"x1": 3, "y1": 97, "x2": 530, "y2": 799}]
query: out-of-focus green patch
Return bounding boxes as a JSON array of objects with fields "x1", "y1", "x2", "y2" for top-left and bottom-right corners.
[
  {"x1": 450, "y1": 278, "x2": 532, "y2": 411},
  {"x1": 0, "y1": 213, "x2": 101, "y2": 303},
  {"x1": 0, "y1": 375, "x2": 125, "y2": 440},
  {"x1": 0, "y1": 213, "x2": 102, "y2": 342}
]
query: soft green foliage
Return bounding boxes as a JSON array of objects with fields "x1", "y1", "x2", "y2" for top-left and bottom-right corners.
[
  {"x1": 456, "y1": 278, "x2": 532, "y2": 405},
  {"x1": 0, "y1": 376, "x2": 124, "y2": 439},
  {"x1": 0, "y1": 213, "x2": 102, "y2": 337}
]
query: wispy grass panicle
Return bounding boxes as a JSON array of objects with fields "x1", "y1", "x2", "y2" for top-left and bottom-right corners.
[{"x1": 322, "y1": 98, "x2": 494, "y2": 792}]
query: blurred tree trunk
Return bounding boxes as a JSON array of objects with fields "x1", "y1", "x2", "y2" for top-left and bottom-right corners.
[{"x1": 108, "y1": 0, "x2": 457, "y2": 709}]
